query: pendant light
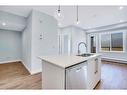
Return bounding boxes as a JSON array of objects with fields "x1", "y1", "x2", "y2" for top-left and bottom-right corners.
[
  {"x1": 54, "y1": 5, "x2": 64, "y2": 21},
  {"x1": 75, "y1": 5, "x2": 80, "y2": 25}
]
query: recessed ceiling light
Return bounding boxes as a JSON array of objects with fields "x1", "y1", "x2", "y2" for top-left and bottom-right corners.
[
  {"x1": 2, "y1": 22, "x2": 6, "y2": 26},
  {"x1": 119, "y1": 6, "x2": 124, "y2": 10}
]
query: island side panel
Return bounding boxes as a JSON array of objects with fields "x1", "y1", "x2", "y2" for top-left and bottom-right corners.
[{"x1": 42, "y1": 60, "x2": 65, "y2": 89}]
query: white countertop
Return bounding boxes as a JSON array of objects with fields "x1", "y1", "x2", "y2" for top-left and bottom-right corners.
[{"x1": 39, "y1": 54, "x2": 101, "y2": 68}]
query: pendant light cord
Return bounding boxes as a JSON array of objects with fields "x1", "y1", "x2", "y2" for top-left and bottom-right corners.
[
  {"x1": 76, "y1": 5, "x2": 79, "y2": 22},
  {"x1": 58, "y1": 5, "x2": 60, "y2": 13}
]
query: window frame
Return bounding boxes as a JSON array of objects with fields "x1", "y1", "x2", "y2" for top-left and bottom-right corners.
[{"x1": 99, "y1": 30, "x2": 126, "y2": 53}]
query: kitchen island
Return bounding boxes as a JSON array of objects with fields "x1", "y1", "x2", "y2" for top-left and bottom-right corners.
[{"x1": 39, "y1": 53, "x2": 101, "y2": 89}]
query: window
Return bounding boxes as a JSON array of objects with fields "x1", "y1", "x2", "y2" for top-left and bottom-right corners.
[
  {"x1": 101, "y1": 33, "x2": 110, "y2": 51},
  {"x1": 100, "y1": 31, "x2": 124, "y2": 52},
  {"x1": 111, "y1": 33, "x2": 123, "y2": 51}
]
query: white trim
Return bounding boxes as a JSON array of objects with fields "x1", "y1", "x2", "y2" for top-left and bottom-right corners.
[
  {"x1": 100, "y1": 51, "x2": 125, "y2": 53},
  {"x1": 21, "y1": 60, "x2": 42, "y2": 75},
  {"x1": 0, "y1": 60, "x2": 32, "y2": 74},
  {"x1": 30, "y1": 69, "x2": 42, "y2": 75},
  {"x1": 102, "y1": 58, "x2": 127, "y2": 64},
  {"x1": 0, "y1": 60, "x2": 21, "y2": 64},
  {"x1": 21, "y1": 60, "x2": 31, "y2": 74},
  {"x1": 123, "y1": 31, "x2": 126, "y2": 52},
  {"x1": 0, "y1": 60, "x2": 41, "y2": 75},
  {"x1": 18, "y1": 61, "x2": 42, "y2": 75},
  {"x1": 110, "y1": 32, "x2": 111, "y2": 51}
]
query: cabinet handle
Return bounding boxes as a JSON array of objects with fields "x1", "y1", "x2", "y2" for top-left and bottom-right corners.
[{"x1": 94, "y1": 59, "x2": 98, "y2": 74}]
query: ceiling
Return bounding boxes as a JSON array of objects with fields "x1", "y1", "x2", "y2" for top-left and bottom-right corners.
[{"x1": 0, "y1": 6, "x2": 127, "y2": 29}]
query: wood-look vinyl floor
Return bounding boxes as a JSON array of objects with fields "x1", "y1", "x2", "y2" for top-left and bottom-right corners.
[
  {"x1": 0, "y1": 61, "x2": 127, "y2": 89},
  {"x1": 0, "y1": 62, "x2": 41, "y2": 89},
  {"x1": 96, "y1": 61, "x2": 127, "y2": 89}
]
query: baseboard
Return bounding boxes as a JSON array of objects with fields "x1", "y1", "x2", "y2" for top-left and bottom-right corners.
[
  {"x1": 102, "y1": 58, "x2": 127, "y2": 64},
  {"x1": 21, "y1": 60, "x2": 42, "y2": 75},
  {"x1": 30, "y1": 69, "x2": 42, "y2": 75},
  {"x1": 20, "y1": 61, "x2": 31, "y2": 74},
  {"x1": 0, "y1": 60, "x2": 41, "y2": 75},
  {"x1": 0, "y1": 60, "x2": 21, "y2": 64},
  {"x1": 0, "y1": 60, "x2": 32, "y2": 74}
]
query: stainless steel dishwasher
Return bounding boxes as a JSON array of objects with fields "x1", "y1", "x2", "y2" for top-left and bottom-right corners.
[{"x1": 65, "y1": 61, "x2": 87, "y2": 89}]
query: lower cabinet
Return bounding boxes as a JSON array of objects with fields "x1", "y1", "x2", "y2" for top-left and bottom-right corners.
[
  {"x1": 42, "y1": 56, "x2": 101, "y2": 89},
  {"x1": 87, "y1": 57, "x2": 101, "y2": 89},
  {"x1": 66, "y1": 57, "x2": 101, "y2": 89}
]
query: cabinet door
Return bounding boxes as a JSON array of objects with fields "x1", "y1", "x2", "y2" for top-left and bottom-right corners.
[
  {"x1": 66, "y1": 62, "x2": 87, "y2": 89},
  {"x1": 87, "y1": 59, "x2": 96, "y2": 89},
  {"x1": 87, "y1": 57, "x2": 101, "y2": 89},
  {"x1": 94, "y1": 57, "x2": 101, "y2": 85}
]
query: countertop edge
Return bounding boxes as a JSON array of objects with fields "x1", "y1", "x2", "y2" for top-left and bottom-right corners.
[{"x1": 38, "y1": 54, "x2": 101, "y2": 68}]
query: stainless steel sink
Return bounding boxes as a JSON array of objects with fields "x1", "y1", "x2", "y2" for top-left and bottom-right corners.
[{"x1": 76, "y1": 53, "x2": 94, "y2": 57}]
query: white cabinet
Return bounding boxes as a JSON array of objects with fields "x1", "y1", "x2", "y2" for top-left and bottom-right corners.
[
  {"x1": 87, "y1": 57, "x2": 101, "y2": 89},
  {"x1": 42, "y1": 60, "x2": 65, "y2": 89},
  {"x1": 41, "y1": 55, "x2": 101, "y2": 89},
  {"x1": 66, "y1": 62, "x2": 87, "y2": 89}
]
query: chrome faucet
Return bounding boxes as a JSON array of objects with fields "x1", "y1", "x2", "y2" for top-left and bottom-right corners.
[{"x1": 78, "y1": 42, "x2": 87, "y2": 55}]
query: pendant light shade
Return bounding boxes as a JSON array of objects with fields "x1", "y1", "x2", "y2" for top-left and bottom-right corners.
[{"x1": 54, "y1": 5, "x2": 64, "y2": 21}]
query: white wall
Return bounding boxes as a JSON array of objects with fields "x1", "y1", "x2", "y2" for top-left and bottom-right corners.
[
  {"x1": 58, "y1": 26, "x2": 72, "y2": 55},
  {"x1": 22, "y1": 10, "x2": 58, "y2": 74},
  {"x1": 31, "y1": 10, "x2": 58, "y2": 74},
  {"x1": 71, "y1": 26, "x2": 87, "y2": 54},
  {"x1": 0, "y1": 29, "x2": 22, "y2": 63},
  {"x1": 22, "y1": 12, "x2": 32, "y2": 72},
  {"x1": 87, "y1": 29, "x2": 127, "y2": 63}
]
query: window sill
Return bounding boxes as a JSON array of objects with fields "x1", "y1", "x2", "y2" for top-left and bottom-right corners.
[{"x1": 100, "y1": 51, "x2": 125, "y2": 53}]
